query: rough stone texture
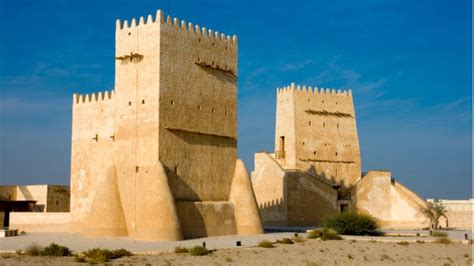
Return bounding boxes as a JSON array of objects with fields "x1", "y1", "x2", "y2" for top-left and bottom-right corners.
[
  {"x1": 352, "y1": 170, "x2": 426, "y2": 228},
  {"x1": 427, "y1": 199, "x2": 472, "y2": 230},
  {"x1": 252, "y1": 84, "x2": 429, "y2": 229},
  {"x1": 70, "y1": 10, "x2": 262, "y2": 240}
]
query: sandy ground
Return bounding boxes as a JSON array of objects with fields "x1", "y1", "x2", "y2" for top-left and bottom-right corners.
[{"x1": 0, "y1": 238, "x2": 472, "y2": 265}]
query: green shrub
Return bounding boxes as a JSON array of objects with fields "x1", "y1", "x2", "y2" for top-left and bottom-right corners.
[
  {"x1": 292, "y1": 236, "x2": 305, "y2": 243},
  {"x1": 84, "y1": 248, "x2": 113, "y2": 263},
  {"x1": 73, "y1": 255, "x2": 86, "y2": 263},
  {"x1": 435, "y1": 237, "x2": 452, "y2": 244},
  {"x1": 174, "y1": 246, "x2": 189, "y2": 253},
  {"x1": 257, "y1": 240, "x2": 275, "y2": 248},
  {"x1": 84, "y1": 248, "x2": 132, "y2": 263},
  {"x1": 188, "y1": 246, "x2": 209, "y2": 256},
  {"x1": 306, "y1": 230, "x2": 322, "y2": 239},
  {"x1": 25, "y1": 243, "x2": 42, "y2": 256},
  {"x1": 432, "y1": 231, "x2": 448, "y2": 238},
  {"x1": 40, "y1": 243, "x2": 71, "y2": 257},
  {"x1": 276, "y1": 238, "x2": 293, "y2": 244},
  {"x1": 111, "y1": 248, "x2": 132, "y2": 258},
  {"x1": 321, "y1": 228, "x2": 342, "y2": 240},
  {"x1": 323, "y1": 212, "x2": 379, "y2": 235}
]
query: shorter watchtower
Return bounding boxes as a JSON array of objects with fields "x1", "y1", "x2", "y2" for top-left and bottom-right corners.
[{"x1": 274, "y1": 83, "x2": 361, "y2": 187}]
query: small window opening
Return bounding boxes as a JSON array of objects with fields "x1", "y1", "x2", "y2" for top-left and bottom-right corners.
[
  {"x1": 128, "y1": 101, "x2": 132, "y2": 106},
  {"x1": 56, "y1": 200, "x2": 59, "y2": 206},
  {"x1": 336, "y1": 101, "x2": 338, "y2": 105},
  {"x1": 307, "y1": 99, "x2": 310, "y2": 102},
  {"x1": 313, "y1": 151, "x2": 316, "y2": 155},
  {"x1": 212, "y1": 108, "x2": 215, "y2": 113},
  {"x1": 335, "y1": 152, "x2": 338, "y2": 156},
  {"x1": 212, "y1": 42, "x2": 215, "y2": 46},
  {"x1": 323, "y1": 122, "x2": 325, "y2": 127},
  {"x1": 322, "y1": 100, "x2": 325, "y2": 104},
  {"x1": 198, "y1": 38, "x2": 201, "y2": 42},
  {"x1": 198, "y1": 105, "x2": 201, "y2": 110},
  {"x1": 128, "y1": 32, "x2": 131, "y2": 36},
  {"x1": 174, "y1": 166, "x2": 178, "y2": 174},
  {"x1": 142, "y1": 99, "x2": 145, "y2": 104},
  {"x1": 302, "y1": 141, "x2": 305, "y2": 145},
  {"x1": 337, "y1": 123, "x2": 339, "y2": 129},
  {"x1": 309, "y1": 121, "x2": 311, "y2": 126},
  {"x1": 225, "y1": 110, "x2": 228, "y2": 115},
  {"x1": 171, "y1": 100, "x2": 175, "y2": 105}
]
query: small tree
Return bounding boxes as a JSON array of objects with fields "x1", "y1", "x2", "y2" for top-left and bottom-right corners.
[{"x1": 419, "y1": 200, "x2": 448, "y2": 229}]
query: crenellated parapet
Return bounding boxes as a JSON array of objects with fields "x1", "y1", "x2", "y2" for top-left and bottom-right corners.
[
  {"x1": 115, "y1": 10, "x2": 237, "y2": 47},
  {"x1": 73, "y1": 90, "x2": 115, "y2": 105},
  {"x1": 277, "y1": 82, "x2": 352, "y2": 97}
]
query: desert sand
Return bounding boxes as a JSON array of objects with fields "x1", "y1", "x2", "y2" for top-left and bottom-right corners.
[{"x1": 0, "y1": 237, "x2": 471, "y2": 265}]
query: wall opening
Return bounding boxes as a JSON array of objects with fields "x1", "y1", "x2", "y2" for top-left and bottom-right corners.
[
  {"x1": 276, "y1": 136, "x2": 285, "y2": 159},
  {"x1": 340, "y1": 204, "x2": 349, "y2": 213}
]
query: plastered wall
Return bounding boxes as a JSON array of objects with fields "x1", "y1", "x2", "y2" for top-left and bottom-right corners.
[
  {"x1": 353, "y1": 171, "x2": 427, "y2": 228},
  {"x1": 429, "y1": 199, "x2": 472, "y2": 230},
  {"x1": 159, "y1": 17, "x2": 238, "y2": 201},
  {"x1": 275, "y1": 84, "x2": 361, "y2": 187}
]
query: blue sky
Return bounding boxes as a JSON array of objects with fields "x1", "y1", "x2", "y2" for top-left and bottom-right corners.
[{"x1": 0, "y1": 0, "x2": 471, "y2": 199}]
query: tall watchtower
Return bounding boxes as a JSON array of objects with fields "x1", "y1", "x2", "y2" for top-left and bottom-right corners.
[
  {"x1": 70, "y1": 10, "x2": 262, "y2": 241},
  {"x1": 274, "y1": 83, "x2": 361, "y2": 187}
]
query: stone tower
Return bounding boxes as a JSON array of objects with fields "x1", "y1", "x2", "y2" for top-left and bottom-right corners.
[
  {"x1": 70, "y1": 10, "x2": 262, "y2": 240},
  {"x1": 274, "y1": 83, "x2": 361, "y2": 187}
]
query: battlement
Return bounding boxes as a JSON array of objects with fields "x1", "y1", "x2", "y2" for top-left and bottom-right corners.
[
  {"x1": 277, "y1": 82, "x2": 352, "y2": 97},
  {"x1": 115, "y1": 9, "x2": 237, "y2": 46},
  {"x1": 73, "y1": 90, "x2": 115, "y2": 104}
]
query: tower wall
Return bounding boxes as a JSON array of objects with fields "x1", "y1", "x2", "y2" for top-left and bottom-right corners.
[
  {"x1": 158, "y1": 15, "x2": 238, "y2": 201},
  {"x1": 70, "y1": 91, "x2": 115, "y2": 231},
  {"x1": 113, "y1": 13, "x2": 162, "y2": 236},
  {"x1": 275, "y1": 83, "x2": 361, "y2": 187}
]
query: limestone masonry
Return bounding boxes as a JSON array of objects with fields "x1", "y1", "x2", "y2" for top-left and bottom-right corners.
[
  {"x1": 252, "y1": 83, "x2": 430, "y2": 228},
  {"x1": 70, "y1": 10, "x2": 262, "y2": 240}
]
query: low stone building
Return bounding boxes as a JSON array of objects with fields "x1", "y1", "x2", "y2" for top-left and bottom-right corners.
[
  {"x1": 427, "y1": 199, "x2": 472, "y2": 230},
  {"x1": 0, "y1": 185, "x2": 70, "y2": 229},
  {"x1": 252, "y1": 83, "x2": 428, "y2": 229}
]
